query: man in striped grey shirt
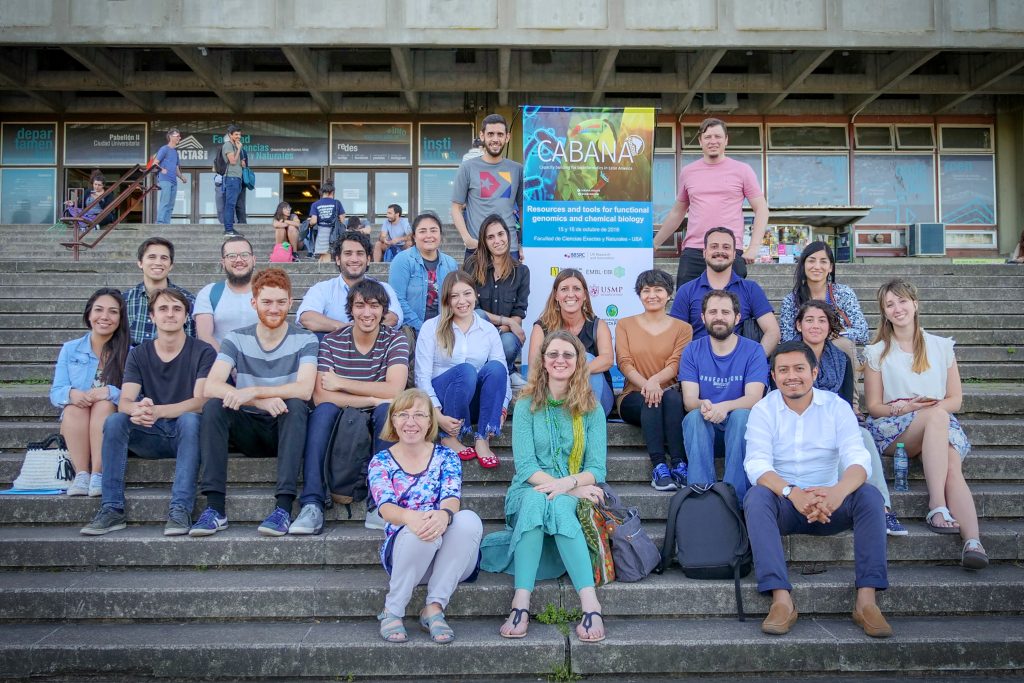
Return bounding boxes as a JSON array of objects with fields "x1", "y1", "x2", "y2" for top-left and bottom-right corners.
[{"x1": 192, "y1": 268, "x2": 319, "y2": 538}]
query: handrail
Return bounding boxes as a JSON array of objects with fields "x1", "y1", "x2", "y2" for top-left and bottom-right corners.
[{"x1": 59, "y1": 163, "x2": 162, "y2": 261}]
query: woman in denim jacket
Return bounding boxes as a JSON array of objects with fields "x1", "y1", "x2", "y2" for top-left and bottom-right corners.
[
  {"x1": 388, "y1": 212, "x2": 459, "y2": 334},
  {"x1": 49, "y1": 288, "x2": 130, "y2": 497}
]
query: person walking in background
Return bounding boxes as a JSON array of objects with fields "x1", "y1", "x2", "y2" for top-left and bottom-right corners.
[{"x1": 154, "y1": 128, "x2": 186, "y2": 225}]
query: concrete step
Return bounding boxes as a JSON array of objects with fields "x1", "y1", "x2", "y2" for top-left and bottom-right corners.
[
  {"x1": 3, "y1": 565, "x2": 1022, "y2": 622},
  {"x1": 2, "y1": 520, "x2": 1020, "y2": 569},
  {"x1": 0, "y1": 619, "x2": 567, "y2": 680},
  {"x1": 570, "y1": 616, "x2": 1024, "y2": 676},
  {"x1": 1, "y1": 481, "x2": 1022, "y2": 526}
]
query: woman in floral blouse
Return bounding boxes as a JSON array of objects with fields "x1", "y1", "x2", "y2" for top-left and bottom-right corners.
[{"x1": 368, "y1": 388, "x2": 483, "y2": 644}]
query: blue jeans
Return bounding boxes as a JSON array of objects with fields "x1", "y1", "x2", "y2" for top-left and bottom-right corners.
[
  {"x1": 585, "y1": 352, "x2": 614, "y2": 417},
  {"x1": 682, "y1": 408, "x2": 751, "y2": 504},
  {"x1": 744, "y1": 484, "x2": 888, "y2": 594},
  {"x1": 299, "y1": 402, "x2": 392, "y2": 507},
  {"x1": 431, "y1": 361, "x2": 507, "y2": 440},
  {"x1": 222, "y1": 176, "x2": 242, "y2": 233},
  {"x1": 100, "y1": 411, "x2": 201, "y2": 513},
  {"x1": 156, "y1": 179, "x2": 177, "y2": 224},
  {"x1": 500, "y1": 331, "x2": 523, "y2": 370}
]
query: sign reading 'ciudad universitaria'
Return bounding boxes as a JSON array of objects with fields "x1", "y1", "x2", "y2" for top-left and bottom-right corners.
[{"x1": 522, "y1": 106, "x2": 655, "y2": 383}]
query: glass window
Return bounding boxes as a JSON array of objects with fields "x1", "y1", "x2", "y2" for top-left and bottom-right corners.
[
  {"x1": 683, "y1": 124, "x2": 761, "y2": 149},
  {"x1": 854, "y1": 126, "x2": 893, "y2": 149},
  {"x1": 246, "y1": 171, "x2": 281, "y2": 218},
  {"x1": 419, "y1": 168, "x2": 457, "y2": 218},
  {"x1": 1, "y1": 168, "x2": 56, "y2": 224},
  {"x1": 853, "y1": 154, "x2": 935, "y2": 224},
  {"x1": 334, "y1": 172, "x2": 368, "y2": 215},
  {"x1": 939, "y1": 154, "x2": 996, "y2": 224},
  {"x1": 654, "y1": 125, "x2": 674, "y2": 151},
  {"x1": 769, "y1": 126, "x2": 848, "y2": 149},
  {"x1": 171, "y1": 177, "x2": 192, "y2": 222},
  {"x1": 767, "y1": 154, "x2": 850, "y2": 206},
  {"x1": 652, "y1": 153, "x2": 676, "y2": 224},
  {"x1": 940, "y1": 126, "x2": 993, "y2": 151},
  {"x1": 198, "y1": 172, "x2": 219, "y2": 221},
  {"x1": 896, "y1": 126, "x2": 934, "y2": 149},
  {"x1": 374, "y1": 172, "x2": 409, "y2": 220}
]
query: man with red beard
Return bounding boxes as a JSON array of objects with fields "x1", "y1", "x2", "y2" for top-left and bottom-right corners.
[{"x1": 192, "y1": 268, "x2": 318, "y2": 537}]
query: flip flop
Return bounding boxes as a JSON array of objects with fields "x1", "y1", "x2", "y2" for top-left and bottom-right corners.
[
  {"x1": 577, "y1": 611, "x2": 606, "y2": 643},
  {"x1": 419, "y1": 610, "x2": 455, "y2": 644},
  {"x1": 477, "y1": 451, "x2": 500, "y2": 469},
  {"x1": 962, "y1": 539, "x2": 989, "y2": 570},
  {"x1": 456, "y1": 447, "x2": 478, "y2": 462},
  {"x1": 377, "y1": 610, "x2": 408, "y2": 643},
  {"x1": 500, "y1": 608, "x2": 530, "y2": 639},
  {"x1": 925, "y1": 506, "x2": 961, "y2": 535}
]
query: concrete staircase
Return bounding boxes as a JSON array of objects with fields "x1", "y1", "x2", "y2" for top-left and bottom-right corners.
[{"x1": 1, "y1": 223, "x2": 1023, "y2": 679}]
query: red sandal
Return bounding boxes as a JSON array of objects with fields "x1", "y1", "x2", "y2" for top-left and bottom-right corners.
[
  {"x1": 456, "y1": 447, "x2": 478, "y2": 462},
  {"x1": 477, "y1": 451, "x2": 500, "y2": 469}
]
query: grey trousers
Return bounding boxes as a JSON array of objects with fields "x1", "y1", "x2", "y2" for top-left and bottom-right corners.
[{"x1": 384, "y1": 509, "x2": 482, "y2": 616}]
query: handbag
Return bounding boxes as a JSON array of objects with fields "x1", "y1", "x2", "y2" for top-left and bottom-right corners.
[
  {"x1": 826, "y1": 282, "x2": 854, "y2": 329},
  {"x1": 13, "y1": 434, "x2": 75, "y2": 491},
  {"x1": 577, "y1": 497, "x2": 615, "y2": 586},
  {"x1": 597, "y1": 484, "x2": 661, "y2": 582},
  {"x1": 241, "y1": 166, "x2": 256, "y2": 191}
]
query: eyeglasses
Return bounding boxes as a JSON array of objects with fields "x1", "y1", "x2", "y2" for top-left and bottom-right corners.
[
  {"x1": 394, "y1": 412, "x2": 430, "y2": 422},
  {"x1": 223, "y1": 252, "x2": 252, "y2": 261},
  {"x1": 544, "y1": 351, "x2": 577, "y2": 360}
]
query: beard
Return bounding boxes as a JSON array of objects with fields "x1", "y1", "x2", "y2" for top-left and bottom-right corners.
[
  {"x1": 257, "y1": 310, "x2": 287, "y2": 330},
  {"x1": 707, "y1": 321, "x2": 734, "y2": 340},
  {"x1": 706, "y1": 256, "x2": 733, "y2": 273},
  {"x1": 226, "y1": 267, "x2": 253, "y2": 287}
]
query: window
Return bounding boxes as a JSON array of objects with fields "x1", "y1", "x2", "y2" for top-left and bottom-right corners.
[
  {"x1": 768, "y1": 125, "x2": 848, "y2": 150},
  {"x1": 767, "y1": 154, "x2": 849, "y2": 206},
  {"x1": 896, "y1": 126, "x2": 934, "y2": 149},
  {"x1": 682, "y1": 124, "x2": 761, "y2": 149},
  {"x1": 939, "y1": 154, "x2": 995, "y2": 224},
  {"x1": 654, "y1": 125, "x2": 674, "y2": 152},
  {"x1": 940, "y1": 126, "x2": 993, "y2": 152},
  {"x1": 652, "y1": 154, "x2": 676, "y2": 224},
  {"x1": 854, "y1": 126, "x2": 893, "y2": 149},
  {"x1": 853, "y1": 154, "x2": 935, "y2": 224},
  {"x1": 418, "y1": 168, "x2": 457, "y2": 218}
]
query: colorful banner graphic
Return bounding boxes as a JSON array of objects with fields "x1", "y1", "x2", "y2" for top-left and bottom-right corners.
[{"x1": 522, "y1": 106, "x2": 655, "y2": 383}]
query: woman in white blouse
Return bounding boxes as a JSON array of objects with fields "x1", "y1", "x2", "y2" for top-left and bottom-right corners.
[
  {"x1": 863, "y1": 279, "x2": 985, "y2": 570},
  {"x1": 416, "y1": 270, "x2": 511, "y2": 469}
]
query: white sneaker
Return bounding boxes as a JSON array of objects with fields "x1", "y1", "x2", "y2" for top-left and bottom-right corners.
[
  {"x1": 88, "y1": 472, "x2": 103, "y2": 497},
  {"x1": 510, "y1": 372, "x2": 527, "y2": 390},
  {"x1": 364, "y1": 506, "x2": 386, "y2": 530},
  {"x1": 67, "y1": 472, "x2": 90, "y2": 497},
  {"x1": 289, "y1": 503, "x2": 324, "y2": 535}
]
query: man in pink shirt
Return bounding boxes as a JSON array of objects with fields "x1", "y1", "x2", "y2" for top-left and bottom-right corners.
[{"x1": 653, "y1": 118, "x2": 770, "y2": 287}]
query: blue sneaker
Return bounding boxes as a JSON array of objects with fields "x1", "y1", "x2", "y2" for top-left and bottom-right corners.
[
  {"x1": 670, "y1": 461, "x2": 689, "y2": 488},
  {"x1": 650, "y1": 463, "x2": 677, "y2": 492},
  {"x1": 258, "y1": 507, "x2": 291, "y2": 537},
  {"x1": 885, "y1": 511, "x2": 909, "y2": 537},
  {"x1": 188, "y1": 508, "x2": 228, "y2": 537}
]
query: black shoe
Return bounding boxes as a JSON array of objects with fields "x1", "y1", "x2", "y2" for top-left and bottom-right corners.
[{"x1": 223, "y1": 229, "x2": 244, "y2": 238}]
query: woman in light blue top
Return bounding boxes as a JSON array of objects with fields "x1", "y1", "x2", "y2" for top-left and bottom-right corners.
[
  {"x1": 416, "y1": 271, "x2": 510, "y2": 469},
  {"x1": 49, "y1": 288, "x2": 130, "y2": 497},
  {"x1": 388, "y1": 212, "x2": 459, "y2": 332}
]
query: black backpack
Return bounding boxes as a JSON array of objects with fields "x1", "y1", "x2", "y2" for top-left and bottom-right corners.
[
  {"x1": 322, "y1": 407, "x2": 374, "y2": 515},
  {"x1": 659, "y1": 482, "x2": 753, "y2": 620},
  {"x1": 212, "y1": 147, "x2": 228, "y2": 176}
]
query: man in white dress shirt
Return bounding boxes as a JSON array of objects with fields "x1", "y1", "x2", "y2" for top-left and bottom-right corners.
[{"x1": 743, "y1": 340, "x2": 891, "y2": 638}]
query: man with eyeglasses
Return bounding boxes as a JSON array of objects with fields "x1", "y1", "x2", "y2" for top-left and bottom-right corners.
[
  {"x1": 154, "y1": 128, "x2": 187, "y2": 225},
  {"x1": 291, "y1": 279, "x2": 409, "y2": 535},
  {"x1": 194, "y1": 236, "x2": 259, "y2": 353}
]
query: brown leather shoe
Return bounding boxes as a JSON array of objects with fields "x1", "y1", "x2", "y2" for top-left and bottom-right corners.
[
  {"x1": 852, "y1": 604, "x2": 893, "y2": 638},
  {"x1": 761, "y1": 601, "x2": 798, "y2": 635}
]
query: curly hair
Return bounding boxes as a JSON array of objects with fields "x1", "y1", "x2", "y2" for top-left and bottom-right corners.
[
  {"x1": 521, "y1": 330, "x2": 597, "y2": 417},
  {"x1": 251, "y1": 268, "x2": 292, "y2": 299},
  {"x1": 795, "y1": 299, "x2": 841, "y2": 341}
]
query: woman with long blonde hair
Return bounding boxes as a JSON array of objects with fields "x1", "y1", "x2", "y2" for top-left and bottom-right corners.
[
  {"x1": 527, "y1": 269, "x2": 614, "y2": 416},
  {"x1": 863, "y1": 279, "x2": 985, "y2": 569},
  {"x1": 481, "y1": 331, "x2": 609, "y2": 643},
  {"x1": 415, "y1": 270, "x2": 510, "y2": 468}
]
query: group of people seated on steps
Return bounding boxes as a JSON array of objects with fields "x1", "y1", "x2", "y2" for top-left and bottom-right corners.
[{"x1": 47, "y1": 217, "x2": 985, "y2": 645}]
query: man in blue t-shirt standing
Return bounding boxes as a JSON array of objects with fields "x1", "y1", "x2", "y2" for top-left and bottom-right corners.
[
  {"x1": 154, "y1": 128, "x2": 187, "y2": 224},
  {"x1": 678, "y1": 289, "x2": 769, "y2": 504},
  {"x1": 669, "y1": 227, "x2": 780, "y2": 356},
  {"x1": 308, "y1": 181, "x2": 346, "y2": 262}
]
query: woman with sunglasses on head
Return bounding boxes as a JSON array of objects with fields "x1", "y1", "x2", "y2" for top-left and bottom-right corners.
[
  {"x1": 481, "y1": 331, "x2": 608, "y2": 643},
  {"x1": 527, "y1": 269, "x2": 614, "y2": 416},
  {"x1": 863, "y1": 279, "x2": 985, "y2": 570},
  {"x1": 49, "y1": 288, "x2": 131, "y2": 497},
  {"x1": 368, "y1": 388, "x2": 483, "y2": 644},
  {"x1": 793, "y1": 300, "x2": 906, "y2": 537},
  {"x1": 615, "y1": 269, "x2": 692, "y2": 491},
  {"x1": 415, "y1": 271, "x2": 510, "y2": 469},
  {"x1": 464, "y1": 213, "x2": 531, "y2": 386}
]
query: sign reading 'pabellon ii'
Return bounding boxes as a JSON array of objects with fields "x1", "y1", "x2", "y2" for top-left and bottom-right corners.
[{"x1": 64, "y1": 123, "x2": 147, "y2": 166}]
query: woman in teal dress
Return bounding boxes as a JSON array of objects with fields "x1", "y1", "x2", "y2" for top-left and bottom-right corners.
[{"x1": 480, "y1": 330, "x2": 608, "y2": 642}]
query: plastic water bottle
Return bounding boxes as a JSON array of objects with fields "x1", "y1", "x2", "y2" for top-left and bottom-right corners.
[{"x1": 893, "y1": 442, "x2": 909, "y2": 492}]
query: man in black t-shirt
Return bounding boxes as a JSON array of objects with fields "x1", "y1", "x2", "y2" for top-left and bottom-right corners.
[{"x1": 81, "y1": 288, "x2": 216, "y2": 537}]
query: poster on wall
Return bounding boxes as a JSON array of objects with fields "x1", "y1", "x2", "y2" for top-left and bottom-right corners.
[
  {"x1": 330, "y1": 123, "x2": 412, "y2": 166},
  {"x1": 149, "y1": 121, "x2": 328, "y2": 168},
  {"x1": 521, "y1": 106, "x2": 655, "y2": 379},
  {"x1": 939, "y1": 154, "x2": 996, "y2": 225},
  {"x1": 64, "y1": 123, "x2": 147, "y2": 166},
  {"x1": 0, "y1": 168, "x2": 56, "y2": 224},
  {"x1": 419, "y1": 123, "x2": 474, "y2": 165},
  {"x1": 1, "y1": 123, "x2": 57, "y2": 166}
]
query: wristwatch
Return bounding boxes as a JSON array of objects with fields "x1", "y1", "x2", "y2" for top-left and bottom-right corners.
[{"x1": 781, "y1": 485, "x2": 794, "y2": 499}]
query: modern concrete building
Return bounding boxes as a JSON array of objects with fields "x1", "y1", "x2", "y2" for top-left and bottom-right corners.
[{"x1": 0, "y1": 0, "x2": 1021, "y2": 256}]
